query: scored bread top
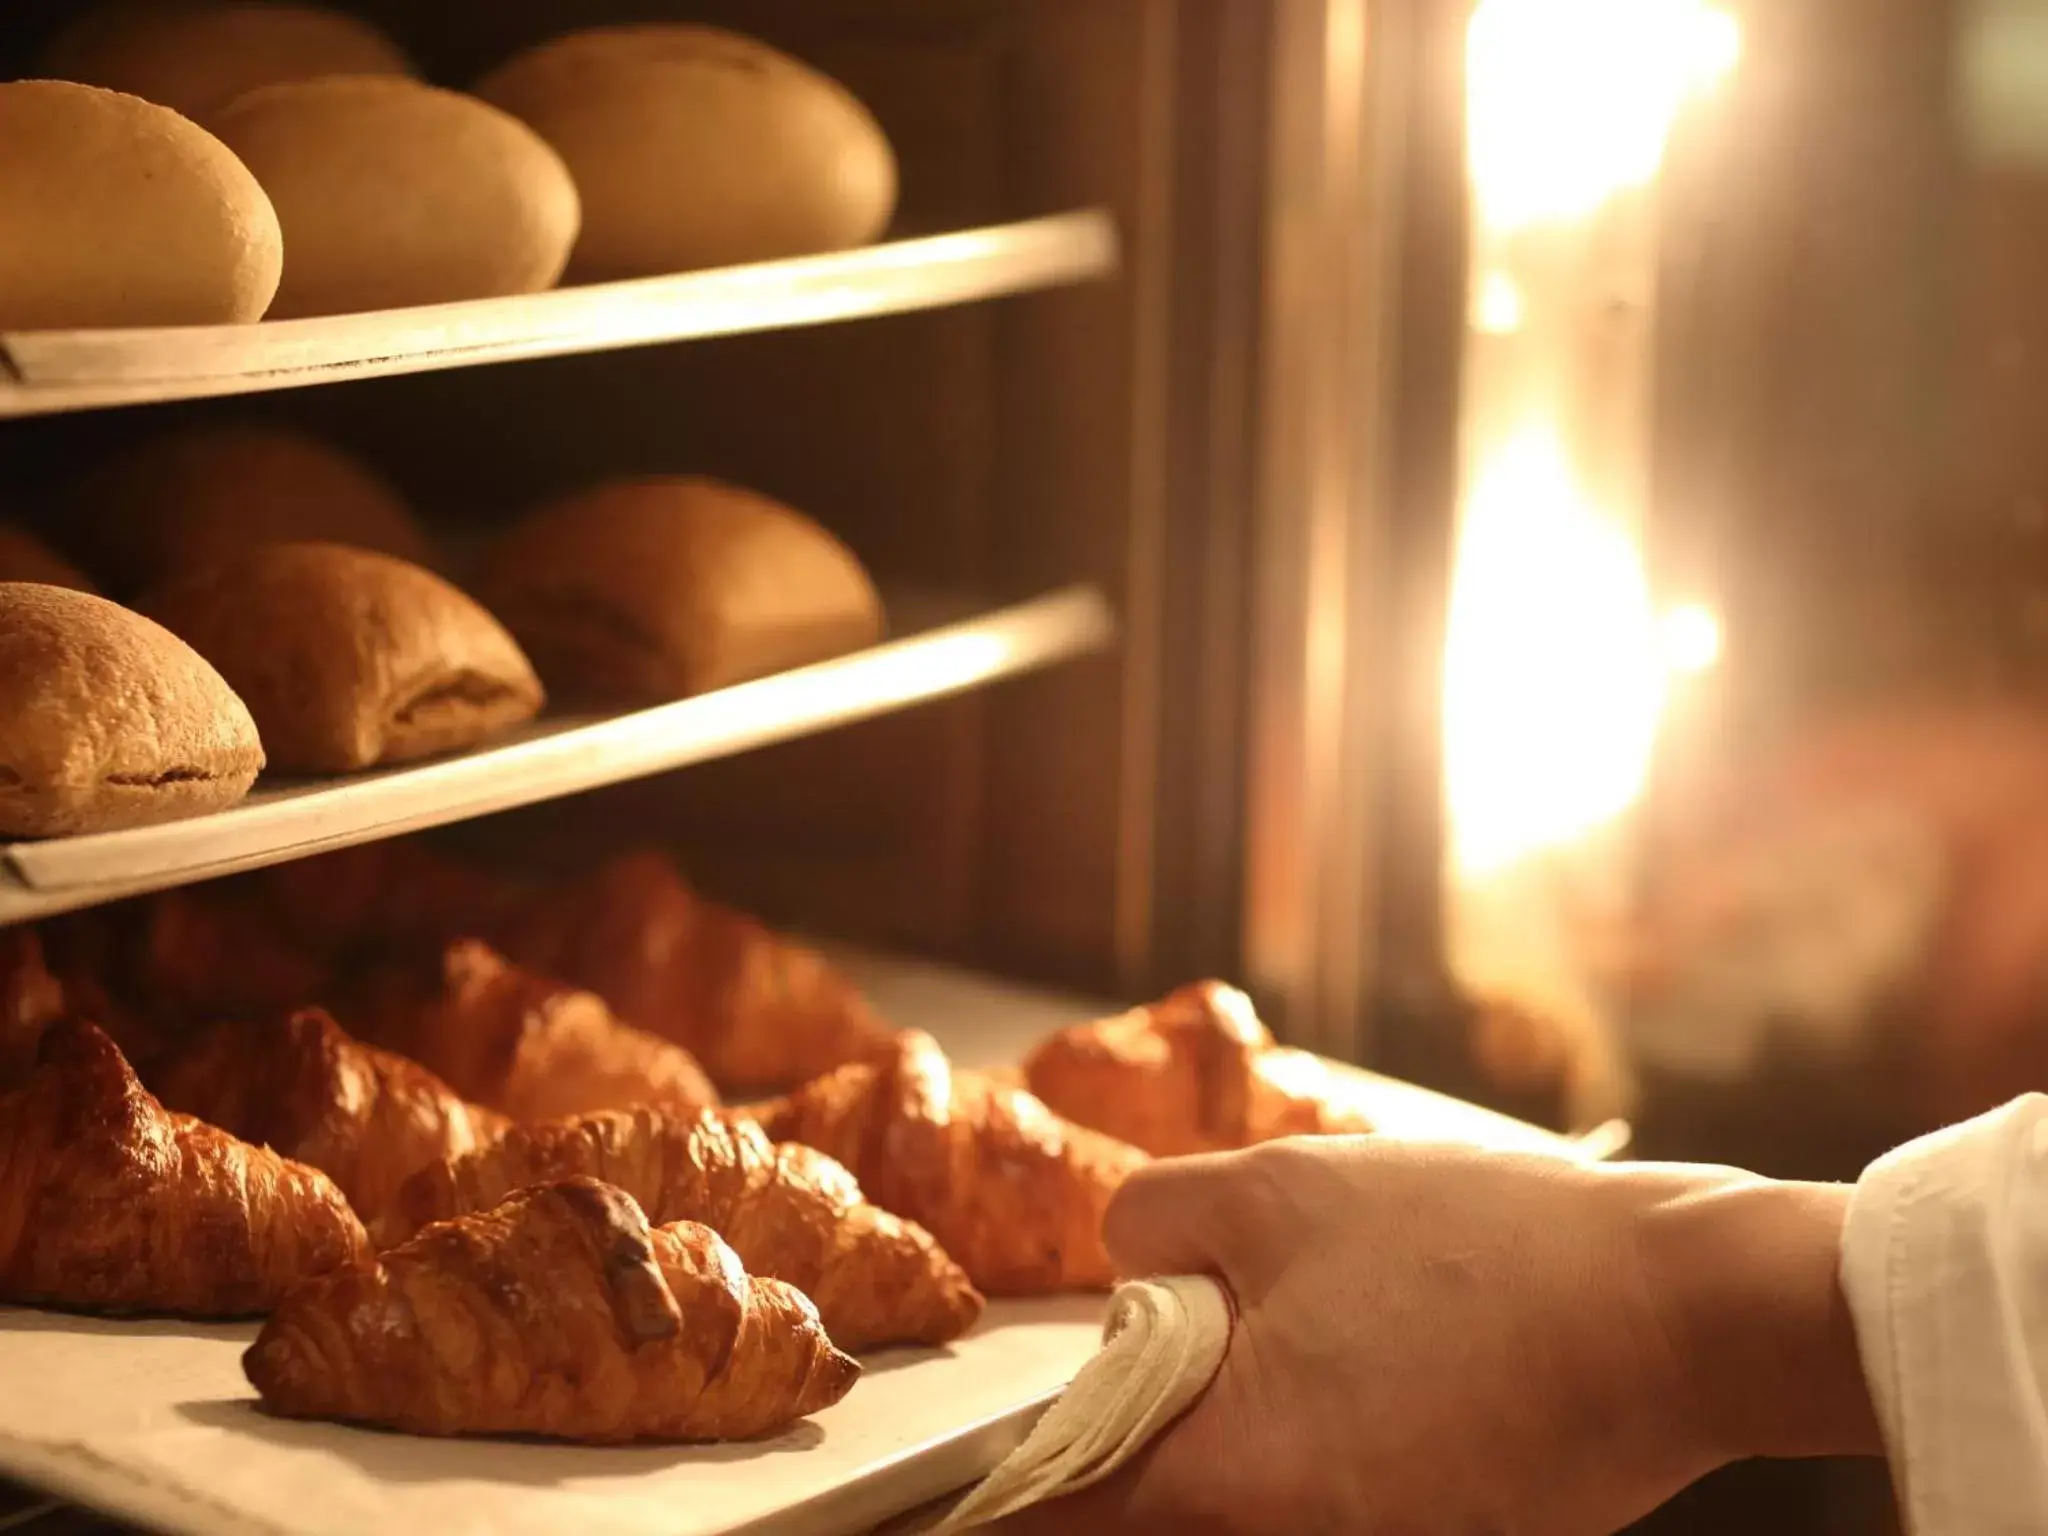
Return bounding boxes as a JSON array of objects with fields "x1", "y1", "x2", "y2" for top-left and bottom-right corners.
[
  {"x1": 482, "y1": 476, "x2": 885, "y2": 704},
  {"x1": 0, "y1": 583, "x2": 264, "y2": 839},
  {"x1": 142, "y1": 542, "x2": 543, "y2": 775}
]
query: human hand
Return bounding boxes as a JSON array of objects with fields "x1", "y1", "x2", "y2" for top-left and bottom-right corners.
[{"x1": 993, "y1": 1138, "x2": 1873, "y2": 1536}]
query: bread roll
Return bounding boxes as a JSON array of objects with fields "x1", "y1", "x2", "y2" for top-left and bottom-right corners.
[
  {"x1": 67, "y1": 425, "x2": 429, "y2": 595},
  {"x1": 482, "y1": 477, "x2": 884, "y2": 705},
  {"x1": 0, "y1": 584, "x2": 264, "y2": 838},
  {"x1": 0, "y1": 525, "x2": 95, "y2": 595},
  {"x1": 143, "y1": 543, "x2": 544, "y2": 775},
  {"x1": 476, "y1": 25, "x2": 897, "y2": 280},
  {"x1": 210, "y1": 78, "x2": 580, "y2": 319},
  {"x1": 0, "y1": 81, "x2": 281, "y2": 330},
  {"x1": 39, "y1": 1, "x2": 413, "y2": 123}
]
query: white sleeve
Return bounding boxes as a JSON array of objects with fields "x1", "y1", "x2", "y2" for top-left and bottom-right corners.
[{"x1": 1841, "y1": 1094, "x2": 2048, "y2": 1534}]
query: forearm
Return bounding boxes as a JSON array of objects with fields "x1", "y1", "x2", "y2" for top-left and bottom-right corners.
[{"x1": 1633, "y1": 1169, "x2": 1882, "y2": 1465}]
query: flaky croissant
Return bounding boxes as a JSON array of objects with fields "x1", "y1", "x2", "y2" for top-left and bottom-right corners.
[
  {"x1": 1023, "y1": 981, "x2": 1376, "y2": 1157},
  {"x1": 749, "y1": 1031, "x2": 1148, "y2": 1294},
  {"x1": 344, "y1": 939, "x2": 720, "y2": 1122},
  {"x1": 384, "y1": 1105, "x2": 983, "y2": 1350},
  {"x1": 153, "y1": 1009, "x2": 510, "y2": 1229},
  {"x1": 0, "y1": 1020, "x2": 368, "y2": 1316},
  {"x1": 500, "y1": 851, "x2": 895, "y2": 1096},
  {"x1": 246, "y1": 1177, "x2": 859, "y2": 1441}
]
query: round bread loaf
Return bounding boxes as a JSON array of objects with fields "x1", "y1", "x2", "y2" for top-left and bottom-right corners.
[
  {"x1": 143, "y1": 543, "x2": 545, "y2": 775},
  {"x1": 66, "y1": 425, "x2": 430, "y2": 595},
  {"x1": 0, "y1": 584, "x2": 264, "y2": 838},
  {"x1": 476, "y1": 25, "x2": 897, "y2": 279},
  {"x1": 210, "y1": 77, "x2": 581, "y2": 319},
  {"x1": 39, "y1": 1, "x2": 414, "y2": 123},
  {"x1": 0, "y1": 524, "x2": 96, "y2": 595},
  {"x1": 482, "y1": 476, "x2": 884, "y2": 704},
  {"x1": 0, "y1": 80, "x2": 282, "y2": 330}
]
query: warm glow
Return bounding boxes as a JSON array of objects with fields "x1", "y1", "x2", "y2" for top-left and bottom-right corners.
[
  {"x1": 1659, "y1": 603, "x2": 1723, "y2": 675},
  {"x1": 1473, "y1": 272, "x2": 1526, "y2": 334},
  {"x1": 1467, "y1": 0, "x2": 1740, "y2": 231},
  {"x1": 1444, "y1": 431, "x2": 1665, "y2": 879}
]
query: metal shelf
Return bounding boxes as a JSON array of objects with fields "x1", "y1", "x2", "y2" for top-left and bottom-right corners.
[
  {"x1": 0, "y1": 211, "x2": 1118, "y2": 419},
  {"x1": 0, "y1": 585, "x2": 1116, "y2": 926}
]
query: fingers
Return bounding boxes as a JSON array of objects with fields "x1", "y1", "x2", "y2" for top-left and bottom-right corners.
[{"x1": 1102, "y1": 1151, "x2": 1246, "y2": 1281}]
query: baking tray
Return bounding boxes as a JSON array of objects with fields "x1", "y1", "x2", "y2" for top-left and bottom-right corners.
[{"x1": 0, "y1": 954, "x2": 1617, "y2": 1536}]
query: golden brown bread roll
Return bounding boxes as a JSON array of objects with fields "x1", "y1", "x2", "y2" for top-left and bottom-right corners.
[
  {"x1": 0, "y1": 584, "x2": 264, "y2": 838},
  {"x1": 476, "y1": 24, "x2": 897, "y2": 280},
  {"x1": 67, "y1": 424, "x2": 430, "y2": 595},
  {"x1": 0, "y1": 80, "x2": 281, "y2": 330},
  {"x1": 141, "y1": 543, "x2": 543, "y2": 775},
  {"x1": 211, "y1": 77, "x2": 581, "y2": 319},
  {"x1": 39, "y1": 1, "x2": 414, "y2": 122},
  {"x1": 483, "y1": 477, "x2": 884, "y2": 704},
  {"x1": 0, "y1": 524, "x2": 95, "y2": 594}
]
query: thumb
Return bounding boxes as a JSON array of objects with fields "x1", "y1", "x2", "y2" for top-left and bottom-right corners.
[{"x1": 1102, "y1": 1151, "x2": 1250, "y2": 1281}]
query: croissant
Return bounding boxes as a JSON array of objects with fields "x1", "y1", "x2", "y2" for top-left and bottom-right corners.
[
  {"x1": 254, "y1": 839, "x2": 531, "y2": 955},
  {"x1": 1022, "y1": 981, "x2": 1376, "y2": 1157},
  {"x1": 0, "y1": 1019, "x2": 369, "y2": 1316},
  {"x1": 500, "y1": 851, "x2": 894, "y2": 1096},
  {"x1": 246, "y1": 1177, "x2": 860, "y2": 1441},
  {"x1": 344, "y1": 939, "x2": 719, "y2": 1122},
  {"x1": 384, "y1": 1105, "x2": 983, "y2": 1350},
  {"x1": 153, "y1": 1009, "x2": 511, "y2": 1229},
  {"x1": 135, "y1": 887, "x2": 335, "y2": 1029},
  {"x1": 749, "y1": 1031, "x2": 1148, "y2": 1294}
]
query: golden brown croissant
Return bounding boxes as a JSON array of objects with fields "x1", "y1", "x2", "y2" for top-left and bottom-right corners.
[
  {"x1": 345, "y1": 939, "x2": 720, "y2": 1122},
  {"x1": 1022, "y1": 981, "x2": 1376, "y2": 1157},
  {"x1": 246, "y1": 1177, "x2": 859, "y2": 1441},
  {"x1": 153, "y1": 1008, "x2": 511, "y2": 1229},
  {"x1": 749, "y1": 1031, "x2": 1148, "y2": 1294},
  {"x1": 383, "y1": 1105, "x2": 983, "y2": 1350},
  {"x1": 0, "y1": 1019, "x2": 369, "y2": 1316},
  {"x1": 499, "y1": 851, "x2": 894, "y2": 1096}
]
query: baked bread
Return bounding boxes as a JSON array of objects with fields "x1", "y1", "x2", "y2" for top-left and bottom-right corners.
[
  {"x1": 142, "y1": 543, "x2": 542, "y2": 775},
  {"x1": 0, "y1": 80, "x2": 281, "y2": 329},
  {"x1": 0, "y1": 524, "x2": 95, "y2": 594},
  {"x1": 211, "y1": 77, "x2": 580, "y2": 319},
  {"x1": 477, "y1": 24, "x2": 897, "y2": 279},
  {"x1": 483, "y1": 477, "x2": 884, "y2": 704},
  {"x1": 38, "y1": 1, "x2": 414, "y2": 122},
  {"x1": 67, "y1": 424, "x2": 430, "y2": 595},
  {"x1": 0, "y1": 584, "x2": 264, "y2": 839}
]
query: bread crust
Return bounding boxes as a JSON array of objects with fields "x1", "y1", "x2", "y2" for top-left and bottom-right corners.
[
  {"x1": 484, "y1": 476, "x2": 883, "y2": 704},
  {"x1": 142, "y1": 542, "x2": 542, "y2": 775},
  {"x1": 0, "y1": 583, "x2": 263, "y2": 839}
]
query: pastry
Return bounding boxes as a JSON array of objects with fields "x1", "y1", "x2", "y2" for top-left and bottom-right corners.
[
  {"x1": 0, "y1": 584, "x2": 264, "y2": 839},
  {"x1": 500, "y1": 850, "x2": 894, "y2": 1096},
  {"x1": 477, "y1": 24, "x2": 896, "y2": 279},
  {"x1": 345, "y1": 939, "x2": 720, "y2": 1123},
  {"x1": 0, "y1": 1019, "x2": 368, "y2": 1316},
  {"x1": 142, "y1": 542, "x2": 543, "y2": 775},
  {"x1": 749, "y1": 1031, "x2": 1148, "y2": 1294},
  {"x1": 482, "y1": 476, "x2": 884, "y2": 704},
  {"x1": 68, "y1": 424, "x2": 431, "y2": 595},
  {"x1": 0, "y1": 524, "x2": 95, "y2": 595},
  {"x1": 154, "y1": 1009, "x2": 509, "y2": 1230},
  {"x1": 0, "y1": 80, "x2": 280, "y2": 329},
  {"x1": 134, "y1": 886, "x2": 333, "y2": 1030},
  {"x1": 1023, "y1": 981, "x2": 1376, "y2": 1157},
  {"x1": 39, "y1": 1, "x2": 414, "y2": 122},
  {"x1": 246, "y1": 1177, "x2": 859, "y2": 1440},
  {"x1": 210, "y1": 77, "x2": 580, "y2": 318},
  {"x1": 384, "y1": 1106, "x2": 981, "y2": 1350},
  {"x1": 255, "y1": 839, "x2": 531, "y2": 955}
]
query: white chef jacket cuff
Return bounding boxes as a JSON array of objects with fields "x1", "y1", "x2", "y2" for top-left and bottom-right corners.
[{"x1": 1841, "y1": 1093, "x2": 2048, "y2": 1535}]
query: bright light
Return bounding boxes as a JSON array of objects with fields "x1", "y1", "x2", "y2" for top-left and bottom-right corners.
[
  {"x1": 1443, "y1": 430, "x2": 1665, "y2": 879},
  {"x1": 1467, "y1": 0, "x2": 1741, "y2": 232},
  {"x1": 1659, "y1": 603, "x2": 1723, "y2": 675},
  {"x1": 1474, "y1": 272, "x2": 1526, "y2": 334}
]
